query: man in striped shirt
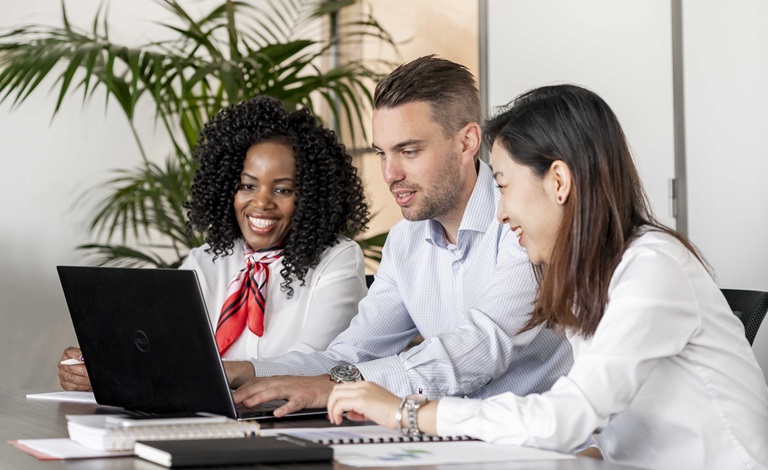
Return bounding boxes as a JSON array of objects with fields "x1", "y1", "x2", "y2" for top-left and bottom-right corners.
[{"x1": 227, "y1": 55, "x2": 572, "y2": 418}]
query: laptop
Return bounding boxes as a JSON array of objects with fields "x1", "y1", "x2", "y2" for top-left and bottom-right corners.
[{"x1": 57, "y1": 265, "x2": 327, "y2": 421}]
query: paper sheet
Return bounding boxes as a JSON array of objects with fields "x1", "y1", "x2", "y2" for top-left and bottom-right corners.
[
  {"x1": 8, "y1": 439, "x2": 132, "y2": 460},
  {"x1": 25, "y1": 391, "x2": 97, "y2": 404},
  {"x1": 331, "y1": 440, "x2": 575, "y2": 467}
]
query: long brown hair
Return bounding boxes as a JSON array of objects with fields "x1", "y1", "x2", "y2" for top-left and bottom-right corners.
[{"x1": 484, "y1": 85, "x2": 704, "y2": 337}]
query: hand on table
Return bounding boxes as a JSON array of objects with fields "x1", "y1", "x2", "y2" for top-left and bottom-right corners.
[
  {"x1": 327, "y1": 381, "x2": 402, "y2": 427},
  {"x1": 58, "y1": 347, "x2": 91, "y2": 391},
  {"x1": 232, "y1": 375, "x2": 334, "y2": 418}
]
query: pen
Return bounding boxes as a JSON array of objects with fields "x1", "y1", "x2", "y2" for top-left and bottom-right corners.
[{"x1": 60, "y1": 357, "x2": 84, "y2": 365}]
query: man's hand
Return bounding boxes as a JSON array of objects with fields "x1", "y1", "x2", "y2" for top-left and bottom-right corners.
[
  {"x1": 58, "y1": 347, "x2": 91, "y2": 391},
  {"x1": 232, "y1": 375, "x2": 334, "y2": 418},
  {"x1": 222, "y1": 360, "x2": 255, "y2": 388}
]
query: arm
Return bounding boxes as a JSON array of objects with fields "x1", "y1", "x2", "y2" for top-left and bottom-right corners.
[
  {"x1": 357, "y1": 228, "x2": 545, "y2": 398},
  {"x1": 437, "y1": 247, "x2": 701, "y2": 451},
  {"x1": 277, "y1": 239, "x2": 367, "y2": 355},
  {"x1": 232, "y1": 232, "x2": 420, "y2": 412}
]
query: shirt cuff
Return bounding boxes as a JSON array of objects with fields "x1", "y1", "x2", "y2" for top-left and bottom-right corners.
[
  {"x1": 355, "y1": 355, "x2": 411, "y2": 397},
  {"x1": 248, "y1": 358, "x2": 301, "y2": 377},
  {"x1": 436, "y1": 396, "x2": 484, "y2": 437}
]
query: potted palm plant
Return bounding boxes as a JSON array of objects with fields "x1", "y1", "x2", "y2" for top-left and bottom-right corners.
[{"x1": 0, "y1": 0, "x2": 392, "y2": 267}]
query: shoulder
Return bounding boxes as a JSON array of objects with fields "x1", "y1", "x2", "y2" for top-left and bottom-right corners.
[
  {"x1": 382, "y1": 218, "x2": 427, "y2": 252},
  {"x1": 181, "y1": 243, "x2": 243, "y2": 271},
  {"x1": 313, "y1": 237, "x2": 364, "y2": 269},
  {"x1": 610, "y1": 229, "x2": 699, "y2": 295}
]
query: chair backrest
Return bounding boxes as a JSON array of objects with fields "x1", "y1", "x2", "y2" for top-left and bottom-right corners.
[{"x1": 720, "y1": 288, "x2": 768, "y2": 345}]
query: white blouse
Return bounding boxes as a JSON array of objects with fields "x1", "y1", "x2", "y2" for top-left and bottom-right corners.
[
  {"x1": 437, "y1": 230, "x2": 768, "y2": 470},
  {"x1": 180, "y1": 238, "x2": 367, "y2": 360}
]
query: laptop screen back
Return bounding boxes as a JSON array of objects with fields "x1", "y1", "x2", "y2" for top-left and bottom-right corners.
[{"x1": 57, "y1": 266, "x2": 238, "y2": 418}]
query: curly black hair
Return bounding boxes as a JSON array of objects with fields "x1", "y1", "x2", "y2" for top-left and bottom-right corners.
[{"x1": 186, "y1": 95, "x2": 370, "y2": 297}]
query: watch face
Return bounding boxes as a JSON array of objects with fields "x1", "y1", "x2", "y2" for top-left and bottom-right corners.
[{"x1": 331, "y1": 364, "x2": 361, "y2": 382}]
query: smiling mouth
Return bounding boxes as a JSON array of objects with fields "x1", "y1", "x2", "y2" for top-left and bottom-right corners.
[{"x1": 248, "y1": 216, "x2": 277, "y2": 229}]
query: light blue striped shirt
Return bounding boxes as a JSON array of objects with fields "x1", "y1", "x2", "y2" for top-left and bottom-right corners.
[{"x1": 251, "y1": 161, "x2": 573, "y2": 399}]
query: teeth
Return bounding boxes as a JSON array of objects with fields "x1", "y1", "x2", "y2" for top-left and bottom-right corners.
[
  {"x1": 514, "y1": 227, "x2": 523, "y2": 237},
  {"x1": 248, "y1": 217, "x2": 277, "y2": 229},
  {"x1": 397, "y1": 192, "x2": 414, "y2": 199}
]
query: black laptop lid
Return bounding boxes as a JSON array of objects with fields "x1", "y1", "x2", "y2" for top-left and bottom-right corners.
[{"x1": 57, "y1": 266, "x2": 237, "y2": 419}]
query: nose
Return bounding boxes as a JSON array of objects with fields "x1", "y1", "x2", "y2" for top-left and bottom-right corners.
[
  {"x1": 381, "y1": 155, "x2": 404, "y2": 186},
  {"x1": 497, "y1": 202, "x2": 508, "y2": 225},
  {"x1": 251, "y1": 188, "x2": 274, "y2": 208}
]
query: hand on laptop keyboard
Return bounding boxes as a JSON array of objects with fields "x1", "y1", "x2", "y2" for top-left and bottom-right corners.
[{"x1": 232, "y1": 375, "x2": 334, "y2": 418}]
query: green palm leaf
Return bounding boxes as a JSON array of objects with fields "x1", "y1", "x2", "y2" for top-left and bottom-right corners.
[{"x1": 0, "y1": 0, "x2": 395, "y2": 267}]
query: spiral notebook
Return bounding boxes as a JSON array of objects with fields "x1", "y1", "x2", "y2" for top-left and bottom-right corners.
[
  {"x1": 66, "y1": 414, "x2": 260, "y2": 451},
  {"x1": 260, "y1": 425, "x2": 472, "y2": 445}
]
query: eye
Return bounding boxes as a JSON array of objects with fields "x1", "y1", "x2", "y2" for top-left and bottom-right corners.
[
  {"x1": 402, "y1": 149, "x2": 417, "y2": 157},
  {"x1": 374, "y1": 150, "x2": 385, "y2": 159},
  {"x1": 274, "y1": 187, "x2": 294, "y2": 196},
  {"x1": 237, "y1": 183, "x2": 256, "y2": 192}
]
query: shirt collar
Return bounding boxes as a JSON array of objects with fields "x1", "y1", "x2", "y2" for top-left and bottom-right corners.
[{"x1": 424, "y1": 160, "x2": 498, "y2": 246}]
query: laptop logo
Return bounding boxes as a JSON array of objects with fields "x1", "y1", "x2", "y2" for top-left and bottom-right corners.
[{"x1": 134, "y1": 330, "x2": 151, "y2": 352}]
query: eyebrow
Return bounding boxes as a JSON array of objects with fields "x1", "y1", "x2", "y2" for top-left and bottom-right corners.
[
  {"x1": 371, "y1": 139, "x2": 425, "y2": 152},
  {"x1": 240, "y1": 173, "x2": 296, "y2": 184}
]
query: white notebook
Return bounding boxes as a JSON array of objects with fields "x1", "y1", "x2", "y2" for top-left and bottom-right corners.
[{"x1": 66, "y1": 414, "x2": 260, "y2": 451}]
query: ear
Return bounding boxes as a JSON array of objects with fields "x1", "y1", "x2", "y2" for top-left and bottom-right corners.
[
  {"x1": 549, "y1": 160, "x2": 572, "y2": 205},
  {"x1": 457, "y1": 122, "x2": 481, "y2": 166}
]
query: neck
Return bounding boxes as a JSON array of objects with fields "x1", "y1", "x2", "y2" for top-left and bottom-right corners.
[{"x1": 436, "y1": 164, "x2": 479, "y2": 245}]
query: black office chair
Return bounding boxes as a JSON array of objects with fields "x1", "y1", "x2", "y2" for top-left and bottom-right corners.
[
  {"x1": 365, "y1": 274, "x2": 375, "y2": 288},
  {"x1": 720, "y1": 289, "x2": 768, "y2": 345}
]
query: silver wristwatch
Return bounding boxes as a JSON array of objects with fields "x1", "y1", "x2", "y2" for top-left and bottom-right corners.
[
  {"x1": 329, "y1": 363, "x2": 362, "y2": 383},
  {"x1": 403, "y1": 394, "x2": 429, "y2": 437}
]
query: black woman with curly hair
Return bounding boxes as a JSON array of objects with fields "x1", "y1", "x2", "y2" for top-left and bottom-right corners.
[{"x1": 59, "y1": 96, "x2": 370, "y2": 391}]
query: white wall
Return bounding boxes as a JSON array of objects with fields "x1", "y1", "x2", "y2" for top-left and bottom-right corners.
[
  {"x1": 485, "y1": 0, "x2": 768, "y2": 371},
  {"x1": 486, "y1": 0, "x2": 768, "y2": 291},
  {"x1": 683, "y1": 0, "x2": 768, "y2": 291},
  {"x1": 0, "y1": 0, "x2": 186, "y2": 389},
  {"x1": 486, "y1": 0, "x2": 676, "y2": 230}
]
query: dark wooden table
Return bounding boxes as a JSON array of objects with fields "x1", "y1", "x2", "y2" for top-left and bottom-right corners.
[{"x1": 0, "y1": 389, "x2": 644, "y2": 469}]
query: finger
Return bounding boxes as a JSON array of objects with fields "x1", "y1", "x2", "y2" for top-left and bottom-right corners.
[
  {"x1": 232, "y1": 377, "x2": 284, "y2": 403},
  {"x1": 65, "y1": 371, "x2": 91, "y2": 386},
  {"x1": 345, "y1": 410, "x2": 369, "y2": 422},
  {"x1": 232, "y1": 380, "x2": 263, "y2": 404},
  {"x1": 272, "y1": 397, "x2": 306, "y2": 418},
  {"x1": 327, "y1": 397, "x2": 345, "y2": 425},
  {"x1": 59, "y1": 369, "x2": 91, "y2": 390},
  {"x1": 327, "y1": 390, "x2": 363, "y2": 425},
  {"x1": 62, "y1": 347, "x2": 82, "y2": 360},
  {"x1": 66, "y1": 364, "x2": 89, "y2": 378},
  {"x1": 239, "y1": 384, "x2": 292, "y2": 407}
]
